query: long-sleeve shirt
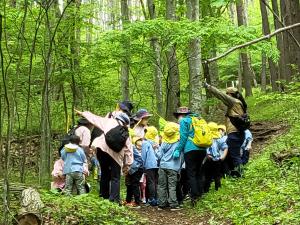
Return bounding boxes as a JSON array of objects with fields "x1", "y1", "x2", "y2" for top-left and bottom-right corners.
[
  {"x1": 241, "y1": 129, "x2": 253, "y2": 150},
  {"x1": 75, "y1": 126, "x2": 91, "y2": 149},
  {"x1": 51, "y1": 159, "x2": 65, "y2": 190},
  {"x1": 82, "y1": 111, "x2": 133, "y2": 167},
  {"x1": 141, "y1": 140, "x2": 158, "y2": 170},
  {"x1": 207, "y1": 85, "x2": 245, "y2": 134},
  {"x1": 61, "y1": 146, "x2": 87, "y2": 174},
  {"x1": 157, "y1": 142, "x2": 183, "y2": 172},
  {"x1": 206, "y1": 138, "x2": 228, "y2": 161},
  {"x1": 175, "y1": 114, "x2": 205, "y2": 154},
  {"x1": 129, "y1": 147, "x2": 143, "y2": 175}
]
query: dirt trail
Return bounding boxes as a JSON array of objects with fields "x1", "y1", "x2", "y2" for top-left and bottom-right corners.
[{"x1": 132, "y1": 121, "x2": 289, "y2": 225}]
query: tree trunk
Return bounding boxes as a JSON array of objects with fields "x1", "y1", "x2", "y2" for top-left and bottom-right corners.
[
  {"x1": 147, "y1": 0, "x2": 164, "y2": 116},
  {"x1": 280, "y1": 0, "x2": 293, "y2": 81},
  {"x1": 186, "y1": 0, "x2": 202, "y2": 113},
  {"x1": 165, "y1": 0, "x2": 180, "y2": 120},
  {"x1": 260, "y1": 0, "x2": 278, "y2": 91},
  {"x1": 261, "y1": 53, "x2": 267, "y2": 92},
  {"x1": 121, "y1": 0, "x2": 130, "y2": 100},
  {"x1": 270, "y1": 0, "x2": 287, "y2": 83},
  {"x1": 236, "y1": 0, "x2": 252, "y2": 96},
  {"x1": 285, "y1": 0, "x2": 300, "y2": 75}
]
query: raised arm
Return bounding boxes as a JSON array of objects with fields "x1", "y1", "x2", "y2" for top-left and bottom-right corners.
[
  {"x1": 206, "y1": 85, "x2": 237, "y2": 108},
  {"x1": 75, "y1": 109, "x2": 106, "y2": 131}
]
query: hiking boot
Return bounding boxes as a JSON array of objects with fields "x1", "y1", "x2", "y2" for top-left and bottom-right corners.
[
  {"x1": 125, "y1": 202, "x2": 141, "y2": 209},
  {"x1": 170, "y1": 206, "x2": 182, "y2": 211}
]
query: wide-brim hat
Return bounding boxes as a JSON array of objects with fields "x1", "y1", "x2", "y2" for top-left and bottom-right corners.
[
  {"x1": 162, "y1": 122, "x2": 180, "y2": 144},
  {"x1": 65, "y1": 143, "x2": 78, "y2": 153},
  {"x1": 173, "y1": 107, "x2": 191, "y2": 117},
  {"x1": 208, "y1": 122, "x2": 221, "y2": 139},
  {"x1": 77, "y1": 117, "x2": 91, "y2": 126},
  {"x1": 226, "y1": 87, "x2": 238, "y2": 94},
  {"x1": 133, "y1": 109, "x2": 152, "y2": 121},
  {"x1": 145, "y1": 126, "x2": 158, "y2": 143},
  {"x1": 132, "y1": 136, "x2": 143, "y2": 145},
  {"x1": 218, "y1": 125, "x2": 226, "y2": 132}
]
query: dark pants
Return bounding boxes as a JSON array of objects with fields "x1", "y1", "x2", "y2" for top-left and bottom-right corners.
[
  {"x1": 227, "y1": 132, "x2": 245, "y2": 173},
  {"x1": 125, "y1": 168, "x2": 143, "y2": 204},
  {"x1": 203, "y1": 160, "x2": 222, "y2": 193},
  {"x1": 184, "y1": 150, "x2": 206, "y2": 200},
  {"x1": 97, "y1": 150, "x2": 121, "y2": 203},
  {"x1": 145, "y1": 168, "x2": 158, "y2": 201},
  {"x1": 241, "y1": 150, "x2": 250, "y2": 165},
  {"x1": 176, "y1": 168, "x2": 189, "y2": 203}
]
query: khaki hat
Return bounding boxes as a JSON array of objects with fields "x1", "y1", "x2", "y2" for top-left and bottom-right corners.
[
  {"x1": 162, "y1": 122, "x2": 180, "y2": 144},
  {"x1": 226, "y1": 87, "x2": 238, "y2": 94}
]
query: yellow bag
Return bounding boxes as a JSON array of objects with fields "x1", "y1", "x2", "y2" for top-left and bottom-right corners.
[{"x1": 189, "y1": 117, "x2": 213, "y2": 148}]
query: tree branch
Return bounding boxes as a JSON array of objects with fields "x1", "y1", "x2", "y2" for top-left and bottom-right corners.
[{"x1": 205, "y1": 22, "x2": 300, "y2": 64}]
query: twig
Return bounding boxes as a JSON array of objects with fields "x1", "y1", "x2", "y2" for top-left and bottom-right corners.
[{"x1": 205, "y1": 23, "x2": 300, "y2": 64}]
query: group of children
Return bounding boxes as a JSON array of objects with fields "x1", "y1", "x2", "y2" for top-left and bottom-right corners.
[{"x1": 51, "y1": 101, "x2": 253, "y2": 211}]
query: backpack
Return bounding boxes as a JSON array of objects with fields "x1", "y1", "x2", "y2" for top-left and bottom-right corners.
[
  {"x1": 105, "y1": 120, "x2": 129, "y2": 153},
  {"x1": 189, "y1": 117, "x2": 213, "y2": 148},
  {"x1": 61, "y1": 125, "x2": 79, "y2": 146},
  {"x1": 228, "y1": 113, "x2": 251, "y2": 132}
]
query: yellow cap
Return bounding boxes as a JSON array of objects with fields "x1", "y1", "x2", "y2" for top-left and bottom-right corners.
[
  {"x1": 218, "y1": 125, "x2": 226, "y2": 132},
  {"x1": 145, "y1": 126, "x2": 158, "y2": 143},
  {"x1": 208, "y1": 122, "x2": 221, "y2": 139},
  {"x1": 132, "y1": 136, "x2": 143, "y2": 145},
  {"x1": 162, "y1": 122, "x2": 180, "y2": 144}
]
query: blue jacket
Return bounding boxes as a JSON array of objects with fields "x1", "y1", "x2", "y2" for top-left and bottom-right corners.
[
  {"x1": 206, "y1": 137, "x2": 228, "y2": 161},
  {"x1": 175, "y1": 114, "x2": 206, "y2": 154},
  {"x1": 129, "y1": 147, "x2": 143, "y2": 175},
  {"x1": 141, "y1": 140, "x2": 158, "y2": 170},
  {"x1": 61, "y1": 146, "x2": 87, "y2": 174},
  {"x1": 157, "y1": 142, "x2": 183, "y2": 172},
  {"x1": 241, "y1": 129, "x2": 253, "y2": 151}
]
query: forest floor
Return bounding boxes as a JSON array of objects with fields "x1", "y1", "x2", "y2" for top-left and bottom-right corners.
[{"x1": 131, "y1": 121, "x2": 289, "y2": 225}]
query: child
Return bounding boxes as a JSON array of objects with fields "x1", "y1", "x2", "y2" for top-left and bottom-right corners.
[
  {"x1": 61, "y1": 135, "x2": 88, "y2": 195},
  {"x1": 204, "y1": 122, "x2": 228, "y2": 192},
  {"x1": 157, "y1": 122, "x2": 183, "y2": 211},
  {"x1": 125, "y1": 137, "x2": 144, "y2": 208},
  {"x1": 241, "y1": 129, "x2": 253, "y2": 165},
  {"x1": 133, "y1": 109, "x2": 152, "y2": 138},
  {"x1": 142, "y1": 126, "x2": 159, "y2": 206},
  {"x1": 51, "y1": 147, "x2": 65, "y2": 192}
]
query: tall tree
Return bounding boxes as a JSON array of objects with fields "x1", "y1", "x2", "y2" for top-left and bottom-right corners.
[
  {"x1": 270, "y1": 0, "x2": 288, "y2": 83},
  {"x1": 285, "y1": 0, "x2": 300, "y2": 75},
  {"x1": 147, "y1": 0, "x2": 164, "y2": 116},
  {"x1": 121, "y1": 0, "x2": 130, "y2": 100},
  {"x1": 186, "y1": 0, "x2": 202, "y2": 112},
  {"x1": 165, "y1": 0, "x2": 180, "y2": 120},
  {"x1": 260, "y1": 0, "x2": 278, "y2": 91},
  {"x1": 236, "y1": 0, "x2": 253, "y2": 96}
]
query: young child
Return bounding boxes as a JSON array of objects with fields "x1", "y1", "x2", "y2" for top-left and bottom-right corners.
[
  {"x1": 124, "y1": 137, "x2": 144, "y2": 208},
  {"x1": 61, "y1": 135, "x2": 88, "y2": 195},
  {"x1": 142, "y1": 126, "x2": 159, "y2": 206},
  {"x1": 241, "y1": 129, "x2": 253, "y2": 165},
  {"x1": 157, "y1": 122, "x2": 183, "y2": 211},
  {"x1": 133, "y1": 109, "x2": 152, "y2": 138},
  {"x1": 204, "y1": 122, "x2": 228, "y2": 192},
  {"x1": 51, "y1": 147, "x2": 65, "y2": 192}
]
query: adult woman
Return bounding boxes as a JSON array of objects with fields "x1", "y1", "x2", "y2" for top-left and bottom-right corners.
[
  {"x1": 172, "y1": 107, "x2": 206, "y2": 206},
  {"x1": 204, "y1": 84, "x2": 248, "y2": 177},
  {"x1": 75, "y1": 109, "x2": 133, "y2": 203}
]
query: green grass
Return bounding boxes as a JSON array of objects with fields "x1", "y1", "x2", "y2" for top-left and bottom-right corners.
[{"x1": 194, "y1": 90, "x2": 300, "y2": 225}]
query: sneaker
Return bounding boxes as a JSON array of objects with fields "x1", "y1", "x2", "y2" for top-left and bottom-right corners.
[
  {"x1": 170, "y1": 206, "x2": 182, "y2": 211},
  {"x1": 125, "y1": 202, "x2": 141, "y2": 209},
  {"x1": 157, "y1": 207, "x2": 165, "y2": 211}
]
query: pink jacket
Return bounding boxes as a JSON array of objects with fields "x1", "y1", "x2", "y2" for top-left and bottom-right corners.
[
  {"x1": 75, "y1": 126, "x2": 91, "y2": 149},
  {"x1": 82, "y1": 111, "x2": 133, "y2": 167},
  {"x1": 51, "y1": 158, "x2": 89, "y2": 190}
]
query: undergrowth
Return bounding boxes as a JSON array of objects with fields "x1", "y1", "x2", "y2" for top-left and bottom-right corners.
[
  {"x1": 195, "y1": 90, "x2": 300, "y2": 225},
  {"x1": 41, "y1": 191, "x2": 145, "y2": 225}
]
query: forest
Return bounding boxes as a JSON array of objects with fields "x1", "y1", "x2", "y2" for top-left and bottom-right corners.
[{"x1": 0, "y1": 0, "x2": 300, "y2": 224}]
